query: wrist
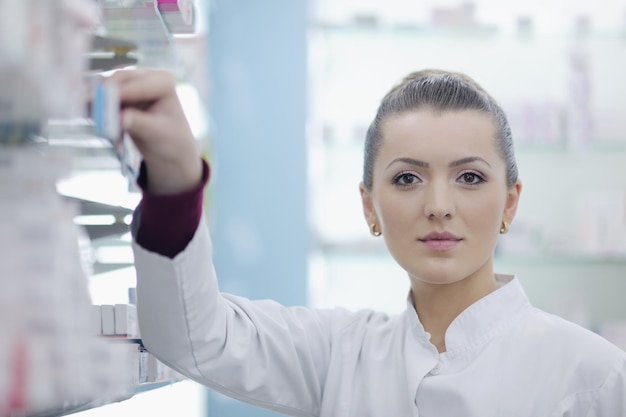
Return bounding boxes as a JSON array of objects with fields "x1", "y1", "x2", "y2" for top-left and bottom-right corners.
[{"x1": 144, "y1": 157, "x2": 204, "y2": 195}]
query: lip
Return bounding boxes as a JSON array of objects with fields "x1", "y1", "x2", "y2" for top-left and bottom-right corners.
[{"x1": 418, "y1": 231, "x2": 462, "y2": 251}]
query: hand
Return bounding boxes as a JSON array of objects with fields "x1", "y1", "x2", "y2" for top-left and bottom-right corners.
[{"x1": 110, "y1": 69, "x2": 203, "y2": 195}]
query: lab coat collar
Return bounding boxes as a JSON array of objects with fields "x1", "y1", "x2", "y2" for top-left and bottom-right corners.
[{"x1": 404, "y1": 274, "x2": 531, "y2": 357}]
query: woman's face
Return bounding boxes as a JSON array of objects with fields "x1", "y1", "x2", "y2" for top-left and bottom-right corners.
[{"x1": 360, "y1": 109, "x2": 521, "y2": 286}]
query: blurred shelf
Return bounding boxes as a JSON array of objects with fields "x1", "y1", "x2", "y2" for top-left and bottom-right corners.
[
  {"x1": 20, "y1": 339, "x2": 183, "y2": 417},
  {"x1": 2, "y1": 2, "x2": 195, "y2": 416},
  {"x1": 311, "y1": 21, "x2": 500, "y2": 37},
  {"x1": 25, "y1": 380, "x2": 181, "y2": 417},
  {"x1": 99, "y1": 2, "x2": 175, "y2": 69},
  {"x1": 515, "y1": 142, "x2": 626, "y2": 153},
  {"x1": 315, "y1": 240, "x2": 626, "y2": 265},
  {"x1": 314, "y1": 237, "x2": 387, "y2": 254},
  {"x1": 314, "y1": 137, "x2": 626, "y2": 155},
  {"x1": 495, "y1": 254, "x2": 626, "y2": 266},
  {"x1": 157, "y1": 0, "x2": 195, "y2": 35},
  {"x1": 96, "y1": 1, "x2": 197, "y2": 68},
  {"x1": 311, "y1": 21, "x2": 626, "y2": 40}
]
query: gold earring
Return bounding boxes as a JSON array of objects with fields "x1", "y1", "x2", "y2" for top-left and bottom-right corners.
[
  {"x1": 370, "y1": 223, "x2": 382, "y2": 237},
  {"x1": 499, "y1": 221, "x2": 509, "y2": 234}
]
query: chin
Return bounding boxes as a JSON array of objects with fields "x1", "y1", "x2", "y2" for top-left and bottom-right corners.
[
  {"x1": 415, "y1": 273, "x2": 465, "y2": 286},
  {"x1": 413, "y1": 257, "x2": 463, "y2": 280},
  {"x1": 407, "y1": 265, "x2": 467, "y2": 286}
]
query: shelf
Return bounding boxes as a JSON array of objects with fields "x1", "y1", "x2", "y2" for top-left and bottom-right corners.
[
  {"x1": 311, "y1": 21, "x2": 500, "y2": 38},
  {"x1": 314, "y1": 240, "x2": 626, "y2": 265},
  {"x1": 157, "y1": 1, "x2": 195, "y2": 35},
  {"x1": 311, "y1": 21, "x2": 626, "y2": 40},
  {"x1": 25, "y1": 381, "x2": 181, "y2": 417},
  {"x1": 17, "y1": 337, "x2": 185, "y2": 416},
  {"x1": 316, "y1": 137, "x2": 626, "y2": 153},
  {"x1": 99, "y1": 2, "x2": 176, "y2": 69},
  {"x1": 514, "y1": 141, "x2": 626, "y2": 153},
  {"x1": 495, "y1": 254, "x2": 626, "y2": 266}
]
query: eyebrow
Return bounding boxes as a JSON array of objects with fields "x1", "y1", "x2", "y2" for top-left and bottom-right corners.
[{"x1": 386, "y1": 156, "x2": 492, "y2": 169}]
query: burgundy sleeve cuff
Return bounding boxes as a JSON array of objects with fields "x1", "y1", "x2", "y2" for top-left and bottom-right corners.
[{"x1": 134, "y1": 159, "x2": 210, "y2": 258}]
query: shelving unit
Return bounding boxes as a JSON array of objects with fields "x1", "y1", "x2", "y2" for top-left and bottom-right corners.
[{"x1": 0, "y1": 1, "x2": 202, "y2": 415}]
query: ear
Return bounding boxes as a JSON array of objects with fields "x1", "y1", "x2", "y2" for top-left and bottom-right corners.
[
  {"x1": 503, "y1": 179, "x2": 522, "y2": 225},
  {"x1": 359, "y1": 182, "x2": 378, "y2": 227}
]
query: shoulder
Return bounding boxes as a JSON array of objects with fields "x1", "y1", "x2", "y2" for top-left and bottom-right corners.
[
  {"x1": 520, "y1": 307, "x2": 625, "y2": 382},
  {"x1": 527, "y1": 308, "x2": 622, "y2": 353},
  {"x1": 529, "y1": 311, "x2": 626, "y2": 414}
]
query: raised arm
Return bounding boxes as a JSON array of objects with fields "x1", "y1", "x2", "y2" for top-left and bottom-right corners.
[{"x1": 116, "y1": 70, "x2": 338, "y2": 417}]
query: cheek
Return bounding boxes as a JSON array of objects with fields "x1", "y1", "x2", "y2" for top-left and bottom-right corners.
[
  {"x1": 375, "y1": 193, "x2": 420, "y2": 233},
  {"x1": 462, "y1": 193, "x2": 504, "y2": 232},
  {"x1": 374, "y1": 187, "x2": 507, "y2": 236}
]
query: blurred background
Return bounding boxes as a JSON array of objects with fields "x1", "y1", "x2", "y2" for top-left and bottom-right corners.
[
  {"x1": 2, "y1": 0, "x2": 626, "y2": 416},
  {"x1": 308, "y1": 0, "x2": 626, "y2": 324}
]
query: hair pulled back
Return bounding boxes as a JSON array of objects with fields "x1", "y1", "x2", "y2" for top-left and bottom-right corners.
[{"x1": 362, "y1": 69, "x2": 518, "y2": 190}]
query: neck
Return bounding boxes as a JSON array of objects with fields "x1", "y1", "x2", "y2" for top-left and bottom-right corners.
[{"x1": 411, "y1": 267, "x2": 498, "y2": 353}]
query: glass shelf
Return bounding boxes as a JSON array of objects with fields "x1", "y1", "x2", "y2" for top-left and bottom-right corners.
[
  {"x1": 311, "y1": 21, "x2": 501, "y2": 37},
  {"x1": 495, "y1": 254, "x2": 626, "y2": 266},
  {"x1": 315, "y1": 240, "x2": 626, "y2": 266},
  {"x1": 315, "y1": 136, "x2": 626, "y2": 153},
  {"x1": 24, "y1": 380, "x2": 182, "y2": 417},
  {"x1": 99, "y1": 2, "x2": 175, "y2": 69},
  {"x1": 514, "y1": 142, "x2": 626, "y2": 153},
  {"x1": 312, "y1": 22, "x2": 626, "y2": 40}
]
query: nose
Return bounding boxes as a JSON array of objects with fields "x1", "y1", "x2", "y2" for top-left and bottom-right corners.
[{"x1": 423, "y1": 180, "x2": 456, "y2": 220}]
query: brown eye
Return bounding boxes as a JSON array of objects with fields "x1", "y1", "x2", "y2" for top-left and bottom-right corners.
[
  {"x1": 399, "y1": 173, "x2": 417, "y2": 184},
  {"x1": 392, "y1": 172, "x2": 421, "y2": 187},
  {"x1": 463, "y1": 173, "x2": 476, "y2": 183},
  {"x1": 458, "y1": 171, "x2": 485, "y2": 185}
]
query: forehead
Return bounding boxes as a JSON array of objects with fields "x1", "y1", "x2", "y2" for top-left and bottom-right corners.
[{"x1": 378, "y1": 109, "x2": 499, "y2": 163}]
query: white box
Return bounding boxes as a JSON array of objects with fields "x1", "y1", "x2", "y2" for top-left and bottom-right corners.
[
  {"x1": 114, "y1": 304, "x2": 140, "y2": 338},
  {"x1": 100, "y1": 305, "x2": 115, "y2": 336},
  {"x1": 91, "y1": 305, "x2": 102, "y2": 335}
]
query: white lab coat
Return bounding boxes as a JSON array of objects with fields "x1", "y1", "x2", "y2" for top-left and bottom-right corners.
[{"x1": 133, "y1": 219, "x2": 626, "y2": 417}]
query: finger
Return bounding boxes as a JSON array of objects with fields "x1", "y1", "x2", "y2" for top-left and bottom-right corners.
[
  {"x1": 113, "y1": 70, "x2": 177, "y2": 104},
  {"x1": 108, "y1": 68, "x2": 152, "y2": 84},
  {"x1": 121, "y1": 107, "x2": 154, "y2": 148}
]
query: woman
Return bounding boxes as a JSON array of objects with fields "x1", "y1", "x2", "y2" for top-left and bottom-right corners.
[{"x1": 117, "y1": 68, "x2": 626, "y2": 416}]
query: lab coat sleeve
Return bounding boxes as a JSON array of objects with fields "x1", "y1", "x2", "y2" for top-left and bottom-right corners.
[
  {"x1": 132, "y1": 216, "x2": 339, "y2": 417},
  {"x1": 585, "y1": 356, "x2": 626, "y2": 417}
]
